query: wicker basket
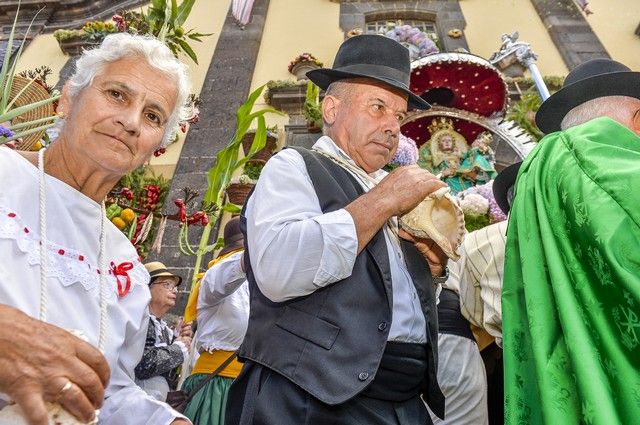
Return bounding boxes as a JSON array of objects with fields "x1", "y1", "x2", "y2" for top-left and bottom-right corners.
[
  {"x1": 226, "y1": 183, "x2": 255, "y2": 206},
  {"x1": 8, "y1": 76, "x2": 55, "y2": 151},
  {"x1": 242, "y1": 132, "x2": 277, "y2": 162}
]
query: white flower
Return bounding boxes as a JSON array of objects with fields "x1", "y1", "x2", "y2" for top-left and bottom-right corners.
[{"x1": 460, "y1": 193, "x2": 489, "y2": 216}]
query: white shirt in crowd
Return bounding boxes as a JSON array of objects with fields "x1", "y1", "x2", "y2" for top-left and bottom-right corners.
[
  {"x1": 196, "y1": 250, "x2": 248, "y2": 352},
  {"x1": 447, "y1": 220, "x2": 506, "y2": 346},
  {"x1": 244, "y1": 137, "x2": 427, "y2": 343}
]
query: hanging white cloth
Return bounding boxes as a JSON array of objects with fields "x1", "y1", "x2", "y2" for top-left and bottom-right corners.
[
  {"x1": 573, "y1": 0, "x2": 593, "y2": 14},
  {"x1": 232, "y1": 0, "x2": 256, "y2": 26}
]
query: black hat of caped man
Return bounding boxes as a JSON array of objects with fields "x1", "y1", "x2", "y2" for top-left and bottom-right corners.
[{"x1": 535, "y1": 58, "x2": 640, "y2": 134}]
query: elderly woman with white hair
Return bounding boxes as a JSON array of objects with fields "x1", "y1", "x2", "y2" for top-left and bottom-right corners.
[{"x1": 0, "y1": 33, "x2": 191, "y2": 425}]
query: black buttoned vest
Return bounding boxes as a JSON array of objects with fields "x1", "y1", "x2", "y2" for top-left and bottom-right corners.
[{"x1": 238, "y1": 147, "x2": 444, "y2": 417}]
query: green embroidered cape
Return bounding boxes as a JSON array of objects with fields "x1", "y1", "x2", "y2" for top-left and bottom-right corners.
[{"x1": 503, "y1": 117, "x2": 640, "y2": 424}]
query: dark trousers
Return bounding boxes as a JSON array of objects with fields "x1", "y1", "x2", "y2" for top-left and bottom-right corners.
[
  {"x1": 225, "y1": 360, "x2": 433, "y2": 425},
  {"x1": 480, "y1": 343, "x2": 504, "y2": 425}
]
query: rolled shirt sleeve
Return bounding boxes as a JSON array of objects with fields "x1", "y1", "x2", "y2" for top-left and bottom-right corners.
[
  {"x1": 245, "y1": 148, "x2": 358, "y2": 302},
  {"x1": 199, "y1": 251, "x2": 247, "y2": 307}
]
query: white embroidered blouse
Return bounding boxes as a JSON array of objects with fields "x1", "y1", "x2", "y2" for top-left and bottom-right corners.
[{"x1": 0, "y1": 148, "x2": 184, "y2": 424}]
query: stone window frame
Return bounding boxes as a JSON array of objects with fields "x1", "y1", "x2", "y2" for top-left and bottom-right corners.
[
  {"x1": 339, "y1": 3, "x2": 468, "y2": 53},
  {"x1": 364, "y1": 10, "x2": 443, "y2": 50},
  {"x1": 364, "y1": 14, "x2": 440, "y2": 48}
]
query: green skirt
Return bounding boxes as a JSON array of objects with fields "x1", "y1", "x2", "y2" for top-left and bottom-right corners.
[{"x1": 182, "y1": 373, "x2": 234, "y2": 425}]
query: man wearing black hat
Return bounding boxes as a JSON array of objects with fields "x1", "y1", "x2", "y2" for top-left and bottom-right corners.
[
  {"x1": 226, "y1": 35, "x2": 447, "y2": 424},
  {"x1": 502, "y1": 59, "x2": 640, "y2": 424}
]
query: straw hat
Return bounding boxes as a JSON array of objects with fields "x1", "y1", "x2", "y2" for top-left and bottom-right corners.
[
  {"x1": 144, "y1": 261, "x2": 183, "y2": 286},
  {"x1": 8, "y1": 75, "x2": 55, "y2": 150}
]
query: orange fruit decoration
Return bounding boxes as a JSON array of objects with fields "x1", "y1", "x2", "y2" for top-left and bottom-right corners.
[
  {"x1": 120, "y1": 208, "x2": 135, "y2": 224},
  {"x1": 111, "y1": 216, "x2": 127, "y2": 230}
]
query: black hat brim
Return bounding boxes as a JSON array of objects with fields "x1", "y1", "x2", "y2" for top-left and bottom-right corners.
[
  {"x1": 307, "y1": 68, "x2": 431, "y2": 110},
  {"x1": 493, "y1": 161, "x2": 522, "y2": 215},
  {"x1": 218, "y1": 232, "x2": 244, "y2": 258},
  {"x1": 535, "y1": 71, "x2": 640, "y2": 134}
]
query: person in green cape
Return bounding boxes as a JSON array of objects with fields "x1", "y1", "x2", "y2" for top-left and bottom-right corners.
[{"x1": 502, "y1": 58, "x2": 640, "y2": 424}]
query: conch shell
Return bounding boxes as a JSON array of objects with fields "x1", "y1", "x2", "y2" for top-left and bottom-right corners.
[
  {"x1": 0, "y1": 402, "x2": 94, "y2": 425},
  {"x1": 399, "y1": 187, "x2": 465, "y2": 260}
]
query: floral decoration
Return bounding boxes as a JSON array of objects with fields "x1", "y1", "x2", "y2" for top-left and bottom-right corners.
[
  {"x1": 459, "y1": 193, "x2": 490, "y2": 232},
  {"x1": 447, "y1": 29, "x2": 463, "y2": 39},
  {"x1": 384, "y1": 25, "x2": 439, "y2": 61},
  {"x1": 54, "y1": 1, "x2": 209, "y2": 64},
  {"x1": 53, "y1": 20, "x2": 117, "y2": 43},
  {"x1": 456, "y1": 180, "x2": 507, "y2": 232},
  {"x1": 460, "y1": 193, "x2": 489, "y2": 216},
  {"x1": 386, "y1": 134, "x2": 419, "y2": 170},
  {"x1": 106, "y1": 167, "x2": 170, "y2": 259},
  {"x1": 0, "y1": 125, "x2": 14, "y2": 139},
  {"x1": 288, "y1": 53, "x2": 323, "y2": 73}
]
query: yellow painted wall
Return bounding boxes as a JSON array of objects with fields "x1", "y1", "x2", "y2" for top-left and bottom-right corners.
[
  {"x1": 15, "y1": 34, "x2": 68, "y2": 79},
  {"x1": 459, "y1": 0, "x2": 568, "y2": 77},
  {"x1": 148, "y1": 0, "x2": 232, "y2": 177},
  {"x1": 587, "y1": 0, "x2": 640, "y2": 71},
  {"x1": 250, "y1": 0, "x2": 343, "y2": 133}
]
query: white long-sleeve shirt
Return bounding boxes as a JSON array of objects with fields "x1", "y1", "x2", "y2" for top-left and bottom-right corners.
[
  {"x1": 196, "y1": 251, "x2": 248, "y2": 352},
  {"x1": 446, "y1": 220, "x2": 506, "y2": 346},
  {"x1": 244, "y1": 137, "x2": 427, "y2": 343},
  {"x1": 0, "y1": 148, "x2": 185, "y2": 424}
]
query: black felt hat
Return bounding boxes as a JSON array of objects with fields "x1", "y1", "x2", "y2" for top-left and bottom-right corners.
[
  {"x1": 306, "y1": 34, "x2": 431, "y2": 110},
  {"x1": 535, "y1": 59, "x2": 640, "y2": 134},
  {"x1": 218, "y1": 216, "x2": 244, "y2": 257},
  {"x1": 493, "y1": 161, "x2": 522, "y2": 215}
]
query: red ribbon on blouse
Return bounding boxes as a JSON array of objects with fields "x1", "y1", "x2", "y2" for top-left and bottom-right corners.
[{"x1": 111, "y1": 261, "x2": 134, "y2": 297}]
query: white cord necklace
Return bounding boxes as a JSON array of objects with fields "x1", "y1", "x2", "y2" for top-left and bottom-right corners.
[
  {"x1": 38, "y1": 148, "x2": 109, "y2": 353},
  {"x1": 311, "y1": 148, "x2": 403, "y2": 245}
]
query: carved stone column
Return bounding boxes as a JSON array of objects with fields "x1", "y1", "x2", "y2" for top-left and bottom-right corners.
[
  {"x1": 528, "y1": 0, "x2": 609, "y2": 70},
  {"x1": 151, "y1": 0, "x2": 271, "y2": 312}
]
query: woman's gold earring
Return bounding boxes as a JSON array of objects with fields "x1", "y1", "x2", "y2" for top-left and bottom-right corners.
[{"x1": 57, "y1": 111, "x2": 65, "y2": 119}]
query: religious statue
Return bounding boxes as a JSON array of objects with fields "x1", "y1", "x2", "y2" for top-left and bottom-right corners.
[
  {"x1": 417, "y1": 117, "x2": 497, "y2": 193},
  {"x1": 467, "y1": 131, "x2": 496, "y2": 182}
]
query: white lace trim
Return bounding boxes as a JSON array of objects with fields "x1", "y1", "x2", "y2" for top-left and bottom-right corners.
[{"x1": 0, "y1": 205, "x2": 148, "y2": 297}]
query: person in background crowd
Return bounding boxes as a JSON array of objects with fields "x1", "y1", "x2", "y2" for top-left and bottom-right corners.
[
  {"x1": 136, "y1": 262, "x2": 192, "y2": 401},
  {"x1": 181, "y1": 216, "x2": 247, "y2": 425},
  {"x1": 503, "y1": 58, "x2": 640, "y2": 424},
  {"x1": 426, "y1": 270, "x2": 488, "y2": 425},
  {"x1": 226, "y1": 34, "x2": 448, "y2": 425},
  {"x1": 0, "y1": 32, "x2": 191, "y2": 424},
  {"x1": 435, "y1": 163, "x2": 521, "y2": 425}
]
